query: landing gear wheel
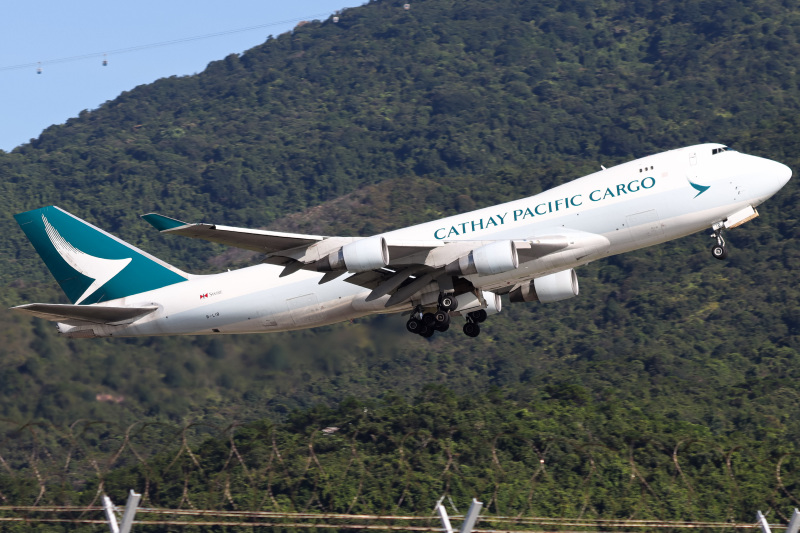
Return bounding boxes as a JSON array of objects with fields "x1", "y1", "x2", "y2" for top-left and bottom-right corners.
[
  {"x1": 406, "y1": 318, "x2": 423, "y2": 334},
  {"x1": 711, "y1": 244, "x2": 728, "y2": 260},
  {"x1": 422, "y1": 313, "x2": 437, "y2": 327},
  {"x1": 468, "y1": 309, "x2": 488, "y2": 323},
  {"x1": 710, "y1": 227, "x2": 728, "y2": 260},
  {"x1": 434, "y1": 322, "x2": 450, "y2": 332},
  {"x1": 421, "y1": 327, "x2": 435, "y2": 338},
  {"x1": 463, "y1": 322, "x2": 480, "y2": 337},
  {"x1": 439, "y1": 294, "x2": 458, "y2": 311},
  {"x1": 434, "y1": 309, "x2": 450, "y2": 324}
]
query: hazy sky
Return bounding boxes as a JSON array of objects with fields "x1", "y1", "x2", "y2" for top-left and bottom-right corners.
[{"x1": 0, "y1": 1, "x2": 366, "y2": 152}]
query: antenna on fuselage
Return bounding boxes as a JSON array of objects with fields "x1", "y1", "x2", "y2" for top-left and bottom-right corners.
[{"x1": 601, "y1": 165, "x2": 607, "y2": 170}]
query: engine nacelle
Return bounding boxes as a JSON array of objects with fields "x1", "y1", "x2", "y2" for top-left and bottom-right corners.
[
  {"x1": 445, "y1": 240, "x2": 519, "y2": 276},
  {"x1": 322, "y1": 236, "x2": 389, "y2": 272},
  {"x1": 484, "y1": 291, "x2": 502, "y2": 315},
  {"x1": 509, "y1": 269, "x2": 579, "y2": 304}
]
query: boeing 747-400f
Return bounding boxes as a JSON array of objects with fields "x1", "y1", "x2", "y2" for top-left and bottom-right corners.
[{"x1": 11, "y1": 144, "x2": 791, "y2": 339}]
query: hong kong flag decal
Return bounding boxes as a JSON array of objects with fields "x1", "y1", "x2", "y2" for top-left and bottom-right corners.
[{"x1": 200, "y1": 293, "x2": 209, "y2": 299}]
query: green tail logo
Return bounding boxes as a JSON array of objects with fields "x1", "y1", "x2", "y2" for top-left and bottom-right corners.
[{"x1": 15, "y1": 206, "x2": 188, "y2": 304}]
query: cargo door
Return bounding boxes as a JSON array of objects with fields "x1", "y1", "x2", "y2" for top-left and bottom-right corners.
[
  {"x1": 626, "y1": 209, "x2": 663, "y2": 244},
  {"x1": 286, "y1": 293, "x2": 320, "y2": 326}
]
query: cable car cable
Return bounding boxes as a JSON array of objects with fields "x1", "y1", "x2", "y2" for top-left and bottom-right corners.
[{"x1": 0, "y1": 12, "x2": 333, "y2": 73}]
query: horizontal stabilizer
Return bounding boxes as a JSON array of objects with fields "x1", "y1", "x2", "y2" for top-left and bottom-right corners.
[
  {"x1": 141, "y1": 213, "x2": 324, "y2": 254},
  {"x1": 11, "y1": 303, "x2": 157, "y2": 326}
]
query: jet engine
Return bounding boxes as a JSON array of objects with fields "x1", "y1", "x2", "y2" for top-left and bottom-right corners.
[
  {"x1": 509, "y1": 269, "x2": 579, "y2": 303},
  {"x1": 484, "y1": 291, "x2": 502, "y2": 315},
  {"x1": 445, "y1": 240, "x2": 519, "y2": 276},
  {"x1": 320, "y1": 236, "x2": 390, "y2": 272}
]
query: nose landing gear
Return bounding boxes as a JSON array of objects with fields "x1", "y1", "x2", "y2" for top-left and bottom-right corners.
[{"x1": 710, "y1": 228, "x2": 728, "y2": 260}]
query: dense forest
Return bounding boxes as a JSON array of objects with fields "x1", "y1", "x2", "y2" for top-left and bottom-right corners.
[
  {"x1": 2, "y1": 0, "x2": 800, "y2": 527},
  {"x1": 6, "y1": 388, "x2": 800, "y2": 531}
]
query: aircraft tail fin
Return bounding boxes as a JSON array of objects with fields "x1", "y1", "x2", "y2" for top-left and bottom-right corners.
[{"x1": 14, "y1": 206, "x2": 189, "y2": 305}]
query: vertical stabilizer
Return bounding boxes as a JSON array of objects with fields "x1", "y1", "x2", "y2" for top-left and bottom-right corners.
[{"x1": 14, "y1": 206, "x2": 188, "y2": 304}]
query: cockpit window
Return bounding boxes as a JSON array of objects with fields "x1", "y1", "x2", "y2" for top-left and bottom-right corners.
[{"x1": 712, "y1": 146, "x2": 733, "y2": 155}]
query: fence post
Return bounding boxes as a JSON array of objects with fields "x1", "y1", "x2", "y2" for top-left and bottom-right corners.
[
  {"x1": 103, "y1": 490, "x2": 141, "y2": 533},
  {"x1": 435, "y1": 498, "x2": 454, "y2": 533},
  {"x1": 102, "y1": 495, "x2": 120, "y2": 533},
  {"x1": 786, "y1": 509, "x2": 800, "y2": 533},
  {"x1": 459, "y1": 498, "x2": 483, "y2": 533},
  {"x1": 119, "y1": 490, "x2": 142, "y2": 533},
  {"x1": 758, "y1": 511, "x2": 772, "y2": 533}
]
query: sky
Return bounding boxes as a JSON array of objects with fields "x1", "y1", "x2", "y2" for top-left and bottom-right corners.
[{"x1": 0, "y1": 1, "x2": 367, "y2": 152}]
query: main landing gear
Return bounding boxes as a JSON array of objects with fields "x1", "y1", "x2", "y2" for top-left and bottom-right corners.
[
  {"x1": 405, "y1": 294, "x2": 490, "y2": 339},
  {"x1": 462, "y1": 309, "x2": 487, "y2": 338},
  {"x1": 406, "y1": 294, "x2": 458, "y2": 338},
  {"x1": 710, "y1": 227, "x2": 728, "y2": 260}
]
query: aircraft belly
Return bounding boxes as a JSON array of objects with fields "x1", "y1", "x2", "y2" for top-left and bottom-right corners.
[
  {"x1": 80, "y1": 264, "x2": 370, "y2": 337},
  {"x1": 169, "y1": 291, "x2": 364, "y2": 335}
]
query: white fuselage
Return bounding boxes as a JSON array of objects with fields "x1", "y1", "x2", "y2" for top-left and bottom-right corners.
[{"x1": 65, "y1": 144, "x2": 791, "y2": 338}]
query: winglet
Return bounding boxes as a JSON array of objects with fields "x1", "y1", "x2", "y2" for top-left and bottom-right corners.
[{"x1": 141, "y1": 213, "x2": 189, "y2": 232}]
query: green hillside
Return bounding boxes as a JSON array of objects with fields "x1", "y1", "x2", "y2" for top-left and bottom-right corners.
[
  {"x1": 1, "y1": 0, "x2": 800, "y2": 522},
  {"x1": 5, "y1": 389, "x2": 800, "y2": 530}
]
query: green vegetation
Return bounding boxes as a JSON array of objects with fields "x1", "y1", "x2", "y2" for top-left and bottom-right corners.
[
  {"x1": 1, "y1": 0, "x2": 800, "y2": 526},
  {"x1": 4, "y1": 389, "x2": 800, "y2": 531}
]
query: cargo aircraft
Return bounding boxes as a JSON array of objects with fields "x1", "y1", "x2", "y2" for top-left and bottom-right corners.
[{"x1": 11, "y1": 144, "x2": 791, "y2": 339}]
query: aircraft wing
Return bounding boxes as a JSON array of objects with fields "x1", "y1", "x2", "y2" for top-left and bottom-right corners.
[
  {"x1": 141, "y1": 212, "x2": 604, "y2": 307},
  {"x1": 141, "y1": 213, "x2": 325, "y2": 254},
  {"x1": 12, "y1": 303, "x2": 158, "y2": 326},
  {"x1": 141, "y1": 213, "x2": 446, "y2": 266}
]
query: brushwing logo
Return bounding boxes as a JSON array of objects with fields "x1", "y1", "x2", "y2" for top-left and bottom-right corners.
[
  {"x1": 688, "y1": 178, "x2": 710, "y2": 198},
  {"x1": 42, "y1": 215, "x2": 132, "y2": 304}
]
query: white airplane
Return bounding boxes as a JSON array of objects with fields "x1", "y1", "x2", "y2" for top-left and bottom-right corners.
[{"x1": 11, "y1": 143, "x2": 791, "y2": 339}]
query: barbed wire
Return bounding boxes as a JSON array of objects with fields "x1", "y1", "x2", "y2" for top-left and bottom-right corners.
[
  {"x1": 0, "y1": 506, "x2": 775, "y2": 530},
  {"x1": 0, "y1": 417, "x2": 797, "y2": 528}
]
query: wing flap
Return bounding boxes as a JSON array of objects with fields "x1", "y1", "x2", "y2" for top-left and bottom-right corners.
[
  {"x1": 343, "y1": 270, "x2": 393, "y2": 290},
  {"x1": 11, "y1": 303, "x2": 158, "y2": 326}
]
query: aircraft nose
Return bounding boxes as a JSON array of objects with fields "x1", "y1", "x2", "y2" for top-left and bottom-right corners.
[
  {"x1": 773, "y1": 161, "x2": 792, "y2": 189},
  {"x1": 744, "y1": 156, "x2": 791, "y2": 201}
]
